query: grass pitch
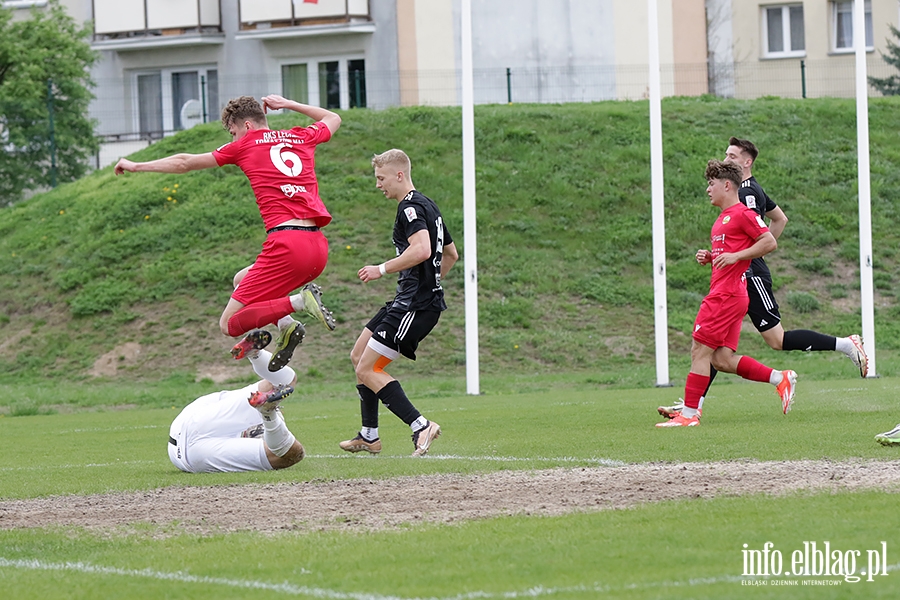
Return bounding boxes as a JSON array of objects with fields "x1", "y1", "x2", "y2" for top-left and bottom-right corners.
[{"x1": 0, "y1": 376, "x2": 899, "y2": 599}]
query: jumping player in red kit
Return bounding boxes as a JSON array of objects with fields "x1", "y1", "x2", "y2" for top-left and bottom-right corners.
[
  {"x1": 657, "y1": 160, "x2": 798, "y2": 428},
  {"x1": 115, "y1": 94, "x2": 339, "y2": 372}
]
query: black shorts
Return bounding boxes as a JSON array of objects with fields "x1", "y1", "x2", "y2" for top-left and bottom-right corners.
[
  {"x1": 366, "y1": 303, "x2": 442, "y2": 361},
  {"x1": 746, "y1": 276, "x2": 781, "y2": 332}
]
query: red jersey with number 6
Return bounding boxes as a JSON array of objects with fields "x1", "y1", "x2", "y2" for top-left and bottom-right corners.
[
  {"x1": 708, "y1": 203, "x2": 769, "y2": 296},
  {"x1": 213, "y1": 123, "x2": 333, "y2": 230}
]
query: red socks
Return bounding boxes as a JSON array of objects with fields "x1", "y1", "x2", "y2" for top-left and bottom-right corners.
[
  {"x1": 684, "y1": 372, "x2": 709, "y2": 409},
  {"x1": 227, "y1": 297, "x2": 293, "y2": 337},
  {"x1": 736, "y1": 356, "x2": 774, "y2": 383}
]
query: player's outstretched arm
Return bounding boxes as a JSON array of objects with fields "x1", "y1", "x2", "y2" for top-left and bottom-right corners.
[
  {"x1": 358, "y1": 230, "x2": 431, "y2": 283},
  {"x1": 115, "y1": 152, "x2": 218, "y2": 176},
  {"x1": 261, "y1": 94, "x2": 341, "y2": 135}
]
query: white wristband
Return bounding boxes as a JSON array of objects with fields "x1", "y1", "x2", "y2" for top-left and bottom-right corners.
[{"x1": 378, "y1": 263, "x2": 387, "y2": 276}]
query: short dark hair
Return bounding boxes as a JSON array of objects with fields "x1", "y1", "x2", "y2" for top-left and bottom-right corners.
[
  {"x1": 728, "y1": 136, "x2": 758, "y2": 162},
  {"x1": 705, "y1": 159, "x2": 743, "y2": 188},
  {"x1": 221, "y1": 96, "x2": 266, "y2": 130}
]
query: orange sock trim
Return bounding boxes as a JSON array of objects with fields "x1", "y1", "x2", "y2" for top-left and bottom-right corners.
[{"x1": 373, "y1": 356, "x2": 393, "y2": 374}]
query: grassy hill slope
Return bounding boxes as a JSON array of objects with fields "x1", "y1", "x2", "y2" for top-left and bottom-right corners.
[{"x1": 1, "y1": 97, "x2": 899, "y2": 387}]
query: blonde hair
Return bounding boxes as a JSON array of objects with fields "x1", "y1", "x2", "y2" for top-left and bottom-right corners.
[{"x1": 371, "y1": 149, "x2": 411, "y2": 174}]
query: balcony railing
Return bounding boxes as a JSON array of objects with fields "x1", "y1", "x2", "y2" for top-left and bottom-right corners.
[
  {"x1": 92, "y1": 0, "x2": 222, "y2": 41},
  {"x1": 238, "y1": 0, "x2": 370, "y2": 31}
]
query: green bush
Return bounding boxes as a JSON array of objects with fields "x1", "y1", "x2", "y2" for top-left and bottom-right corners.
[
  {"x1": 874, "y1": 270, "x2": 894, "y2": 290},
  {"x1": 826, "y1": 284, "x2": 848, "y2": 299},
  {"x1": 785, "y1": 291, "x2": 820, "y2": 313},
  {"x1": 794, "y1": 257, "x2": 833, "y2": 276},
  {"x1": 666, "y1": 260, "x2": 709, "y2": 292},
  {"x1": 481, "y1": 296, "x2": 534, "y2": 329},
  {"x1": 69, "y1": 279, "x2": 137, "y2": 316}
]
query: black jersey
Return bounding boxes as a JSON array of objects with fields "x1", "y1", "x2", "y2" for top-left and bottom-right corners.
[
  {"x1": 389, "y1": 190, "x2": 453, "y2": 313},
  {"x1": 738, "y1": 176, "x2": 777, "y2": 283}
]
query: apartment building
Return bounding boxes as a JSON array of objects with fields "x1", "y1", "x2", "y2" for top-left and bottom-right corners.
[
  {"x1": 709, "y1": 0, "x2": 899, "y2": 98},
  {"x1": 3, "y1": 0, "x2": 896, "y2": 165},
  {"x1": 4, "y1": 1, "x2": 703, "y2": 137}
]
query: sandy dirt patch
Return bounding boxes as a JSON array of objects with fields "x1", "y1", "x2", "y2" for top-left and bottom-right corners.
[
  {"x1": 1, "y1": 459, "x2": 898, "y2": 536},
  {"x1": 89, "y1": 342, "x2": 143, "y2": 377}
]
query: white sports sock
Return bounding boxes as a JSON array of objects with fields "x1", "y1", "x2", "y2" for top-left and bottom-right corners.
[
  {"x1": 834, "y1": 337, "x2": 853, "y2": 356},
  {"x1": 769, "y1": 370, "x2": 784, "y2": 386},
  {"x1": 410, "y1": 416, "x2": 428, "y2": 432},
  {"x1": 289, "y1": 293, "x2": 306, "y2": 313},
  {"x1": 682, "y1": 406, "x2": 699, "y2": 418},
  {"x1": 361, "y1": 427, "x2": 379, "y2": 441},
  {"x1": 277, "y1": 315, "x2": 295, "y2": 330},
  {"x1": 262, "y1": 410, "x2": 296, "y2": 457},
  {"x1": 697, "y1": 396, "x2": 705, "y2": 410},
  {"x1": 248, "y1": 350, "x2": 296, "y2": 386}
]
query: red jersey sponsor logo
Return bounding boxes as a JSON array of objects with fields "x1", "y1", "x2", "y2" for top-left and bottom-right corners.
[{"x1": 281, "y1": 184, "x2": 308, "y2": 198}]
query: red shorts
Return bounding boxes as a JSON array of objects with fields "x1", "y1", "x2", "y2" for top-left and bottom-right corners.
[
  {"x1": 692, "y1": 292, "x2": 749, "y2": 351},
  {"x1": 231, "y1": 229, "x2": 328, "y2": 306}
]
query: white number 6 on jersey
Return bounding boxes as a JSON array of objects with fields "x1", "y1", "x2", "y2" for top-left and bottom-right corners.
[{"x1": 270, "y1": 142, "x2": 303, "y2": 177}]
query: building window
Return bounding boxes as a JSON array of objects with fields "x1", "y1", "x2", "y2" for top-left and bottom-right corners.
[
  {"x1": 762, "y1": 5, "x2": 805, "y2": 58},
  {"x1": 833, "y1": 1, "x2": 873, "y2": 51},
  {"x1": 282, "y1": 64, "x2": 309, "y2": 106},
  {"x1": 348, "y1": 59, "x2": 366, "y2": 109},
  {"x1": 206, "y1": 70, "x2": 219, "y2": 123},
  {"x1": 319, "y1": 61, "x2": 340, "y2": 109},
  {"x1": 280, "y1": 58, "x2": 366, "y2": 110},
  {"x1": 172, "y1": 71, "x2": 199, "y2": 131},
  {"x1": 133, "y1": 67, "x2": 218, "y2": 138},
  {"x1": 137, "y1": 73, "x2": 163, "y2": 139}
]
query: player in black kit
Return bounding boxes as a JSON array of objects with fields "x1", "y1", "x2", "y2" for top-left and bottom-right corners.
[
  {"x1": 340, "y1": 149, "x2": 459, "y2": 456},
  {"x1": 659, "y1": 137, "x2": 868, "y2": 420}
]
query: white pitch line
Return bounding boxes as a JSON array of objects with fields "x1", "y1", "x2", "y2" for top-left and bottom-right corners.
[
  {"x1": 0, "y1": 455, "x2": 623, "y2": 473},
  {"x1": 0, "y1": 460, "x2": 157, "y2": 472},
  {"x1": 309, "y1": 454, "x2": 626, "y2": 467},
  {"x1": 0, "y1": 558, "x2": 368, "y2": 600},
  {"x1": 5, "y1": 557, "x2": 895, "y2": 598},
  {"x1": 51, "y1": 425, "x2": 169, "y2": 435},
  {"x1": 61, "y1": 425, "x2": 164, "y2": 434}
]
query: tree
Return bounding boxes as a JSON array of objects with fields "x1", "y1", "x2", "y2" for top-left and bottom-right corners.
[
  {"x1": 0, "y1": 0, "x2": 98, "y2": 204},
  {"x1": 869, "y1": 24, "x2": 900, "y2": 96}
]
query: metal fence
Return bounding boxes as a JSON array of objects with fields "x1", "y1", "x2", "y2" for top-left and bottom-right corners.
[{"x1": 82, "y1": 56, "x2": 899, "y2": 168}]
